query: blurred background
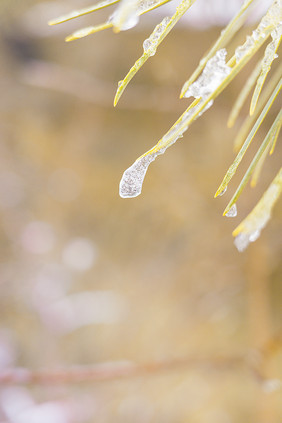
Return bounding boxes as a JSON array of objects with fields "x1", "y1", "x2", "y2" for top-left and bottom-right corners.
[{"x1": 0, "y1": 1, "x2": 281, "y2": 422}]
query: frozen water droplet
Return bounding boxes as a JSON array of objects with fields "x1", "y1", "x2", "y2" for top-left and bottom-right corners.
[
  {"x1": 120, "y1": 146, "x2": 169, "y2": 198},
  {"x1": 120, "y1": 13, "x2": 139, "y2": 30},
  {"x1": 119, "y1": 154, "x2": 155, "y2": 198},
  {"x1": 225, "y1": 203, "x2": 237, "y2": 217},
  {"x1": 143, "y1": 38, "x2": 152, "y2": 52},
  {"x1": 110, "y1": 0, "x2": 139, "y2": 31},
  {"x1": 249, "y1": 230, "x2": 260, "y2": 243},
  {"x1": 218, "y1": 186, "x2": 227, "y2": 196},
  {"x1": 234, "y1": 233, "x2": 249, "y2": 252}
]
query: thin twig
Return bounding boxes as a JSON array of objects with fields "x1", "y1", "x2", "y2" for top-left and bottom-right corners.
[{"x1": 0, "y1": 354, "x2": 265, "y2": 386}]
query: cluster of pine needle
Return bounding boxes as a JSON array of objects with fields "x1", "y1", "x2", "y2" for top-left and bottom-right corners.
[{"x1": 49, "y1": 0, "x2": 282, "y2": 251}]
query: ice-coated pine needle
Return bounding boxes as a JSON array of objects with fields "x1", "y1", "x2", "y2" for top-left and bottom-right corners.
[
  {"x1": 114, "y1": 0, "x2": 197, "y2": 106},
  {"x1": 269, "y1": 117, "x2": 281, "y2": 155},
  {"x1": 65, "y1": 22, "x2": 113, "y2": 42},
  {"x1": 223, "y1": 109, "x2": 282, "y2": 216},
  {"x1": 233, "y1": 167, "x2": 282, "y2": 252},
  {"x1": 215, "y1": 78, "x2": 282, "y2": 199},
  {"x1": 249, "y1": 115, "x2": 282, "y2": 187},
  {"x1": 48, "y1": 0, "x2": 120, "y2": 26},
  {"x1": 64, "y1": 0, "x2": 171, "y2": 42},
  {"x1": 227, "y1": 60, "x2": 261, "y2": 128},
  {"x1": 250, "y1": 144, "x2": 271, "y2": 188},
  {"x1": 250, "y1": 26, "x2": 282, "y2": 115},
  {"x1": 180, "y1": 0, "x2": 256, "y2": 99},
  {"x1": 233, "y1": 63, "x2": 282, "y2": 152}
]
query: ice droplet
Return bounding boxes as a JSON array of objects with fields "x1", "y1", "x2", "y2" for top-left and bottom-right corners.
[
  {"x1": 110, "y1": 0, "x2": 139, "y2": 31},
  {"x1": 218, "y1": 186, "x2": 227, "y2": 196},
  {"x1": 119, "y1": 153, "x2": 157, "y2": 198},
  {"x1": 225, "y1": 203, "x2": 237, "y2": 217},
  {"x1": 234, "y1": 233, "x2": 250, "y2": 252},
  {"x1": 248, "y1": 229, "x2": 260, "y2": 242},
  {"x1": 120, "y1": 49, "x2": 232, "y2": 199},
  {"x1": 120, "y1": 120, "x2": 185, "y2": 198}
]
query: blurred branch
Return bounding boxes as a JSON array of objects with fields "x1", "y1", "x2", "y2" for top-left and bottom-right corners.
[
  {"x1": 20, "y1": 60, "x2": 183, "y2": 112},
  {"x1": 0, "y1": 354, "x2": 268, "y2": 386}
]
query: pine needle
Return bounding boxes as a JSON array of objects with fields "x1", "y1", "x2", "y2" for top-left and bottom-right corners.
[
  {"x1": 48, "y1": 0, "x2": 120, "y2": 26},
  {"x1": 250, "y1": 27, "x2": 282, "y2": 115},
  {"x1": 65, "y1": 22, "x2": 113, "y2": 42},
  {"x1": 64, "y1": 0, "x2": 172, "y2": 42},
  {"x1": 227, "y1": 60, "x2": 261, "y2": 128},
  {"x1": 114, "y1": 0, "x2": 197, "y2": 106},
  {"x1": 215, "y1": 78, "x2": 282, "y2": 199},
  {"x1": 223, "y1": 109, "x2": 282, "y2": 216},
  {"x1": 180, "y1": 0, "x2": 256, "y2": 99},
  {"x1": 269, "y1": 117, "x2": 281, "y2": 155},
  {"x1": 233, "y1": 63, "x2": 282, "y2": 152},
  {"x1": 233, "y1": 167, "x2": 282, "y2": 252}
]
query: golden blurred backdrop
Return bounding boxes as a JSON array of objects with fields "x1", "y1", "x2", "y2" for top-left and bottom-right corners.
[{"x1": 0, "y1": 1, "x2": 281, "y2": 422}]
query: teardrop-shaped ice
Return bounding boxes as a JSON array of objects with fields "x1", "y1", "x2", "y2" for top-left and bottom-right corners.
[
  {"x1": 119, "y1": 153, "x2": 156, "y2": 198},
  {"x1": 225, "y1": 203, "x2": 237, "y2": 217},
  {"x1": 218, "y1": 186, "x2": 227, "y2": 196},
  {"x1": 110, "y1": 0, "x2": 139, "y2": 31}
]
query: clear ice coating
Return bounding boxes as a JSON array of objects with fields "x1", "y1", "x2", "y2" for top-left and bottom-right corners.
[
  {"x1": 234, "y1": 231, "x2": 261, "y2": 252},
  {"x1": 119, "y1": 49, "x2": 232, "y2": 198},
  {"x1": 225, "y1": 203, "x2": 237, "y2": 217},
  {"x1": 119, "y1": 151, "x2": 159, "y2": 198},
  {"x1": 143, "y1": 17, "x2": 170, "y2": 56},
  {"x1": 138, "y1": 0, "x2": 164, "y2": 12},
  {"x1": 234, "y1": 214, "x2": 270, "y2": 252},
  {"x1": 233, "y1": 174, "x2": 282, "y2": 252},
  {"x1": 184, "y1": 49, "x2": 231, "y2": 100},
  {"x1": 110, "y1": 0, "x2": 139, "y2": 31},
  {"x1": 218, "y1": 186, "x2": 227, "y2": 196},
  {"x1": 235, "y1": 0, "x2": 282, "y2": 63}
]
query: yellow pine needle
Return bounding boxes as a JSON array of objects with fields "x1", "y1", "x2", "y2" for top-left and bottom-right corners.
[
  {"x1": 180, "y1": 0, "x2": 256, "y2": 99},
  {"x1": 269, "y1": 118, "x2": 281, "y2": 155},
  {"x1": 250, "y1": 31, "x2": 281, "y2": 115},
  {"x1": 250, "y1": 113, "x2": 281, "y2": 186},
  {"x1": 250, "y1": 144, "x2": 270, "y2": 188},
  {"x1": 223, "y1": 109, "x2": 282, "y2": 216},
  {"x1": 232, "y1": 168, "x2": 282, "y2": 249},
  {"x1": 215, "y1": 78, "x2": 282, "y2": 199},
  {"x1": 65, "y1": 22, "x2": 112, "y2": 42},
  {"x1": 227, "y1": 60, "x2": 261, "y2": 128},
  {"x1": 139, "y1": 0, "x2": 172, "y2": 13},
  {"x1": 128, "y1": 30, "x2": 275, "y2": 168},
  {"x1": 233, "y1": 63, "x2": 282, "y2": 152},
  {"x1": 48, "y1": 0, "x2": 119, "y2": 26},
  {"x1": 64, "y1": 0, "x2": 171, "y2": 42},
  {"x1": 114, "y1": 0, "x2": 197, "y2": 106}
]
